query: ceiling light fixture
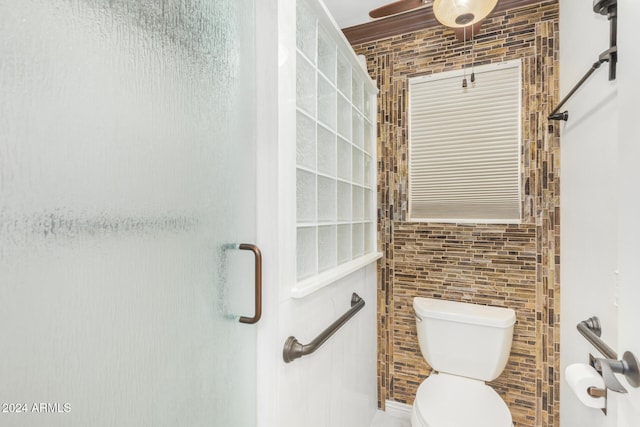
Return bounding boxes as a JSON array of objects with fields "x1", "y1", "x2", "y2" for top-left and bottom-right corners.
[{"x1": 432, "y1": 0, "x2": 498, "y2": 27}]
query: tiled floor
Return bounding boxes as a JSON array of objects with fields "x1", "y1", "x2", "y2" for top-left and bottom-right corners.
[{"x1": 369, "y1": 410, "x2": 411, "y2": 427}]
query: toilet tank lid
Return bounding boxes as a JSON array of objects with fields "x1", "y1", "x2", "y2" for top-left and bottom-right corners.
[{"x1": 413, "y1": 298, "x2": 516, "y2": 328}]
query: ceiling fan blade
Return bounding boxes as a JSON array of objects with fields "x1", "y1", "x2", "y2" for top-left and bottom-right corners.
[{"x1": 369, "y1": 0, "x2": 427, "y2": 19}]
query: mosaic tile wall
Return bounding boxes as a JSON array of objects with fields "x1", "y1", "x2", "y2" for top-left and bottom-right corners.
[{"x1": 351, "y1": 2, "x2": 560, "y2": 426}]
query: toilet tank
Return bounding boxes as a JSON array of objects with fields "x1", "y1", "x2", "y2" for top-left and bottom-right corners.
[{"x1": 413, "y1": 297, "x2": 516, "y2": 382}]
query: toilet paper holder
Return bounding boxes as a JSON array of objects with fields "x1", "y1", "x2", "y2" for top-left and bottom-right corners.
[
  {"x1": 592, "y1": 351, "x2": 640, "y2": 394},
  {"x1": 586, "y1": 385, "x2": 606, "y2": 398},
  {"x1": 585, "y1": 352, "x2": 640, "y2": 415},
  {"x1": 578, "y1": 316, "x2": 640, "y2": 414}
]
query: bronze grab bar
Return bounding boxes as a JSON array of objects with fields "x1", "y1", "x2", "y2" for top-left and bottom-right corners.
[{"x1": 282, "y1": 293, "x2": 365, "y2": 363}]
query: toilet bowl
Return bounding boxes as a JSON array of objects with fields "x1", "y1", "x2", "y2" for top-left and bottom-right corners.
[
  {"x1": 411, "y1": 297, "x2": 516, "y2": 427},
  {"x1": 411, "y1": 373, "x2": 512, "y2": 427}
]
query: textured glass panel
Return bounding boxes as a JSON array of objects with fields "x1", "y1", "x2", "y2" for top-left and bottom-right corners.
[
  {"x1": 297, "y1": 111, "x2": 316, "y2": 169},
  {"x1": 318, "y1": 74, "x2": 336, "y2": 130},
  {"x1": 338, "y1": 224, "x2": 352, "y2": 264},
  {"x1": 318, "y1": 225, "x2": 337, "y2": 272},
  {"x1": 352, "y1": 108, "x2": 364, "y2": 148},
  {"x1": 318, "y1": 26, "x2": 336, "y2": 83},
  {"x1": 317, "y1": 125, "x2": 336, "y2": 176},
  {"x1": 318, "y1": 176, "x2": 336, "y2": 222},
  {"x1": 338, "y1": 181, "x2": 352, "y2": 221},
  {"x1": 352, "y1": 185, "x2": 364, "y2": 221},
  {"x1": 297, "y1": 227, "x2": 317, "y2": 280},
  {"x1": 352, "y1": 75, "x2": 363, "y2": 113},
  {"x1": 337, "y1": 137, "x2": 352, "y2": 181},
  {"x1": 365, "y1": 222, "x2": 374, "y2": 254},
  {"x1": 352, "y1": 223, "x2": 364, "y2": 258},
  {"x1": 364, "y1": 121, "x2": 374, "y2": 155},
  {"x1": 364, "y1": 154, "x2": 373, "y2": 187},
  {"x1": 337, "y1": 94, "x2": 352, "y2": 139},
  {"x1": 364, "y1": 90, "x2": 372, "y2": 116},
  {"x1": 0, "y1": 1, "x2": 257, "y2": 426},
  {"x1": 297, "y1": 169, "x2": 316, "y2": 223},
  {"x1": 297, "y1": 53, "x2": 316, "y2": 116},
  {"x1": 296, "y1": 0, "x2": 316, "y2": 63},
  {"x1": 337, "y1": 53, "x2": 352, "y2": 98},
  {"x1": 352, "y1": 146, "x2": 364, "y2": 186},
  {"x1": 364, "y1": 188, "x2": 374, "y2": 220}
]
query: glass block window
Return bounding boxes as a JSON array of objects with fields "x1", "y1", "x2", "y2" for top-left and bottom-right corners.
[{"x1": 294, "y1": 0, "x2": 378, "y2": 295}]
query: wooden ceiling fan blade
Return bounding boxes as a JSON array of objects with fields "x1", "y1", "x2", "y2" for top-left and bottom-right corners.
[{"x1": 369, "y1": 0, "x2": 426, "y2": 19}]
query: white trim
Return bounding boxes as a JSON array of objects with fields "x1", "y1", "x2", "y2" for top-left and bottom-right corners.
[
  {"x1": 255, "y1": 2, "x2": 280, "y2": 427},
  {"x1": 291, "y1": 252, "x2": 382, "y2": 298},
  {"x1": 408, "y1": 218, "x2": 522, "y2": 225},
  {"x1": 409, "y1": 59, "x2": 521, "y2": 84},
  {"x1": 384, "y1": 400, "x2": 413, "y2": 419}
]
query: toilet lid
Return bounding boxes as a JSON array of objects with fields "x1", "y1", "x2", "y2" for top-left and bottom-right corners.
[{"x1": 414, "y1": 373, "x2": 512, "y2": 427}]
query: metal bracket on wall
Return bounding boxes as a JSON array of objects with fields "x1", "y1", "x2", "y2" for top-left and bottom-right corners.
[
  {"x1": 548, "y1": 0, "x2": 617, "y2": 125},
  {"x1": 588, "y1": 353, "x2": 609, "y2": 415}
]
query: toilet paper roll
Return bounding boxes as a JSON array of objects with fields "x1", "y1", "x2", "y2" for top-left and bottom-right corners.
[{"x1": 565, "y1": 363, "x2": 606, "y2": 409}]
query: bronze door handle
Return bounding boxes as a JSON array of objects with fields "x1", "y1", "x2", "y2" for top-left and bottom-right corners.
[{"x1": 238, "y1": 243, "x2": 262, "y2": 324}]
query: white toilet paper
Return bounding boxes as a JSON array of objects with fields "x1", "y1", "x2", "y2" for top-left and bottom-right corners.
[{"x1": 565, "y1": 363, "x2": 606, "y2": 409}]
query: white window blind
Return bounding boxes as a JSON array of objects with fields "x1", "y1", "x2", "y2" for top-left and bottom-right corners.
[{"x1": 408, "y1": 60, "x2": 522, "y2": 223}]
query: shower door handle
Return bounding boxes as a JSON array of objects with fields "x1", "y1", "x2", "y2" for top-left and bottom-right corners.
[{"x1": 238, "y1": 244, "x2": 262, "y2": 324}]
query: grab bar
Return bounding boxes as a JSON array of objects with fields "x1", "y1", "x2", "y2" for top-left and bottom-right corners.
[
  {"x1": 577, "y1": 316, "x2": 617, "y2": 360},
  {"x1": 282, "y1": 293, "x2": 365, "y2": 363},
  {"x1": 577, "y1": 316, "x2": 640, "y2": 398}
]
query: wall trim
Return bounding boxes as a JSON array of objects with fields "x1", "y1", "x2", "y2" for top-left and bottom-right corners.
[{"x1": 384, "y1": 400, "x2": 413, "y2": 418}]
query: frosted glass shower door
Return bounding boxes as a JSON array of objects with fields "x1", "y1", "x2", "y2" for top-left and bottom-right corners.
[{"x1": 0, "y1": 1, "x2": 258, "y2": 427}]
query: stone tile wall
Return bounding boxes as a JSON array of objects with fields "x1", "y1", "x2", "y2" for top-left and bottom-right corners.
[{"x1": 351, "y1": 2, "x2": 560, "y2": 426}]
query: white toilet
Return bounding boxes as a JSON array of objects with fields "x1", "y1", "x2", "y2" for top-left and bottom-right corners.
[{"x1": 411, "y1": 297, "x2": 516, "y2": 427}]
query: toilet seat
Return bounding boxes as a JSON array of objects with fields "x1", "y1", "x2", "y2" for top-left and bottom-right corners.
[{"x1": 412, "y1": 373, "x2": 513, "y2": 427}]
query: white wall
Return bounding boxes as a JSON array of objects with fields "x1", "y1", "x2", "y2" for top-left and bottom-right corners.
[
  {"x1": 559, "y1": 1, "x2": 618, "y2": 422},
  {"x1": 257, "y1": 1, "x2": 379, "y2": 426},
  {"x1": 615, "y1": 1, "x2": 640, "y2": 425},
  {"x1": 560, "y1": 1, "x2": 640, "y2": 426},
  {"x1": 278, "y1": 266, "x2": 378, "y2": 427}
]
